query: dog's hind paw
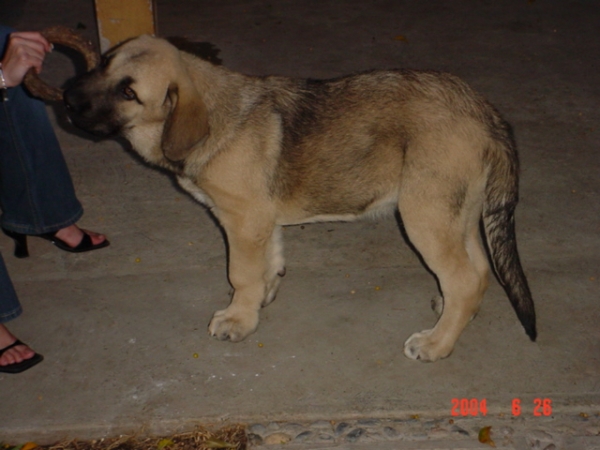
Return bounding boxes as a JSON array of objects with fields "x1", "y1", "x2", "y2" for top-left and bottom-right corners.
[{"x1": 208, "y1": 307, "x2": 259, "y2": 342}]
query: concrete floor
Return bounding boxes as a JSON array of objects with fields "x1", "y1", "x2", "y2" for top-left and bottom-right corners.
[{"x1": 1, "y1": 0, "x2": 599, "y2": 448}]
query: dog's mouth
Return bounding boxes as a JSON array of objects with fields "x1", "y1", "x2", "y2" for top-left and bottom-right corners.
[
  {"x1": 63, "y1": 89, "x2": 122, "y2": 137},
  {"x1": 65, "y1": 109, "x2": 121, "y2": 137}
]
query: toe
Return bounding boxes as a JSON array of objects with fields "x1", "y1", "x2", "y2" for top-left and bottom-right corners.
[
  {"x1": 80, "y1": 228, "x2": 106, "y2": 245},
  {"x1": 0, "y1": 343, "x2": 35, "y2": 366}
]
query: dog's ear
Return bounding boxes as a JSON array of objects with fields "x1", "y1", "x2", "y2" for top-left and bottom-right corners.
[{"x1": 161, "y1": 82, "x2": 209, "y2": 162}]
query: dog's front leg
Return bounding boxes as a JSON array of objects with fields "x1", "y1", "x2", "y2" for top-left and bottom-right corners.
[{"x1": 208, "y1": 217, "x2": 281, "y2": 342}]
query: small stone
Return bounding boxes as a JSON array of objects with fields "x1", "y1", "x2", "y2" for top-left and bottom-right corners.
[
  {"x1": 263, "y1": 432, "x2": 292, "y2": 445},
  {"x1": 266, "y1": 422, "x2": 280, "y2": 431},
  {"x1": 586, "y1": 425, "x2": 600, "y2": 435},
  {"x1": 408, "y1": 432, "x2": 428, "y2": 440},
  {"x1": 526, "y1": 430, "x2": 554, "y2": 449},
  {"x1": 294, "y1": 431, "x2": 312, "y2": 442},
  {"x1": 280, "y1": 423, "x2": 304, "y2": 435},
  {"x1": 357, "y1": 419, "x2": 380, "y2": 427},
  {"x1": 499, "y1": 426, "x2": 514, "y2": 437},
  {"x1": 345, "y1": 428, "x2": 366, "y2": 442},
  {"x1": 248, "y1": 424, "x2": 266, "y2": 436},
  {"x1": 246, "y1": 433, "x2": 263, "y2": 446},
  {"x1": 423, "y1": 419, "x2": 443, "y2": 429},
  {"x1": 428, "y1": 427, "x2": 451, "y2": 439},
  {"x1": 383, "y1": 426, "x2": 398, "y2": 438},
  {"x1": 451, "y1": 425, "x2": 469, "y2": 436},
  {"x1": 527, "y1": 430, "x2": 553, "y2": 441},
  {"x1": 335, "y1": 422, "x2": 351, "y2": 436},
  {"x1": 318, "y1": 433, "x2": 334, "y2": 441}
]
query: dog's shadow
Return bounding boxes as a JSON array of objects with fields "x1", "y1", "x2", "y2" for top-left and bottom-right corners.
[{"x1": 166, "y1": 37, "x2": 222, "y2": 66}]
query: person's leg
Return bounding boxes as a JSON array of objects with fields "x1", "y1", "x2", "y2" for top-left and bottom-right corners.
[
  {"x1": 0, "y1": 253, "x2": 21, "y2": 324},
  {"x1": 0, "y1": 25, "x2": 84, "y2": 236},
  {"x1": 0, "y1": 252, "x2": 37, "y2": 367}
]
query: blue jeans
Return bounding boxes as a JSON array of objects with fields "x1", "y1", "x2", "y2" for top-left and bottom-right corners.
[{"x1": 0, "y1": 25, "x2": 83, "y2": 324}]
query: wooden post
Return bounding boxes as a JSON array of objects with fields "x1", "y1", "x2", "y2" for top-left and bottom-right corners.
[{"x1": 94, "y1": 0, "x2": 157, "y2": 53}]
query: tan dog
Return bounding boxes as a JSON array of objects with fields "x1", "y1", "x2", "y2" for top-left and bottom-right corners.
[{"x1": 64, "y1": 35, "x2": 536, "y2": 361}]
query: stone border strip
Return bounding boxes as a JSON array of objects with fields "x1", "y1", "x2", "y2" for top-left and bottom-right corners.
[{"x1": 247, "y1": 413, "x2": 600, "y2": 448}]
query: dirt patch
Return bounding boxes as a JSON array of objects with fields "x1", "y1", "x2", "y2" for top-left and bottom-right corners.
[{"x1": 2, "y1": 426, "x2": 248, "y2": 450}]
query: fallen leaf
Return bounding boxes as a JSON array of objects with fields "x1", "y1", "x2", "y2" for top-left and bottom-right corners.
[
  {"x1": 21, "y1": 444, "x2": 38, "y2": 450},
  {"x1": 263, "y1": 433, "x2": 292, "y2": 445},
  {"x1": 478, "y1": 426, "x2": 496, "y2": 447},
  {"x1": 156, "y1": 438, "x2": 174, "y2": 450}
]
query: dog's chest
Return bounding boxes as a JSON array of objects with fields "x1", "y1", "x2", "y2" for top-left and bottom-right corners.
[{"x1": 176, "y1": 176, "x2": 215, "y2": 209}]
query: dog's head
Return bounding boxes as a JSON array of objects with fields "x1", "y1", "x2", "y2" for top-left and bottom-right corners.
[{"x1": 64, "y1": 35, "x2": 209, "y2": 163}]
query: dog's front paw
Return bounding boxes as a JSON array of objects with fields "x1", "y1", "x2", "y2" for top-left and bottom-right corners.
[
  {"x1": 403, "y1": 329, "x2": 452, "y2": 362},
  {"x1": 208, "y1": 307, "x2": 259, "y2": 342}
]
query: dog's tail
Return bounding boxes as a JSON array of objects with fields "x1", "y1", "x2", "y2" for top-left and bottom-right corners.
[{"x1": 482, "y1": 116, "x2": 537, "y2": 341}]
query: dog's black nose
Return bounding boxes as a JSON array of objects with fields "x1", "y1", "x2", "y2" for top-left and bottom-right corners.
[
  {"x1": 63, "y1": 83, "x2": 95, "y2": 118},
  {"x1": 63, "y1": 87, "x2": 79, "y2": 113}
]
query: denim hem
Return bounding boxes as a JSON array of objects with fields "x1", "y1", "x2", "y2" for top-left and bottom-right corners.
[
  {"x1": 0, "y1": 305, "x2": 22, "y2": 324},
  {"x1": 0, "y1": 207, "x2": 84, "y2": 235}
]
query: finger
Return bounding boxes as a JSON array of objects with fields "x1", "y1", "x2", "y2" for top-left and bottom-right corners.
[
  {"x1": 12, "y1": 46, "x2": 46, "y2": 74},
  {"x1": 7, "y1": 37, "x2": 48, "y2": 75},
  {"x1": 9, "y1": 34, "x2": 50, "y2": 60},
  {"x1": 9, "y1": 31, "x2": 52, "y2": 53}
]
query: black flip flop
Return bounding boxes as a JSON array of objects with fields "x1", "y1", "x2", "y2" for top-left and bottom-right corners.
[
  {"x1": 2, "y1": 227, "x2": 110, "y2": 258},
  {"x1": 0, "y1": 339, "x2": 44, "y2": 374},
  {"x1": 41, "y1": 231, "x2": 110, "y2": 253}
]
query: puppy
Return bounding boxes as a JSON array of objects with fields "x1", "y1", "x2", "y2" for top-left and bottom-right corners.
[{"x1": 64, "y1": 35, "x2": 536, "y2": 361}]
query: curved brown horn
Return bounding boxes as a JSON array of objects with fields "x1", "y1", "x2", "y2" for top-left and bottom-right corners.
[{"x1": 22, "y1": 26, "x2": 100, "y2": 102}]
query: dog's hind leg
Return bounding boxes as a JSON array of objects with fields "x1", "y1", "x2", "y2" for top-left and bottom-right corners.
[
  {"x1": 399, "y1": 178, "x2": 489, "y2": 362},
  {"x1": 263, "y1": 225, "x2": 285, "y2": 307},
  {"x1": 208, "y1": 212, "x2": 281, "y2": 342},
  {"x1": 430, "y1": 227, "x2": 490, "y2": 321}
]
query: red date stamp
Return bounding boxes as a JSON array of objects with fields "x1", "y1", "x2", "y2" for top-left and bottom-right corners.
[
  {"x1": 451, "y1": 398, "x2": 552, "y2": 417},
  {"x1": 451, "y1": 398, "x2": 488, "y2": 416}
]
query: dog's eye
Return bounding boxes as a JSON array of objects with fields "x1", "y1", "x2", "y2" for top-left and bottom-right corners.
[{"x1": 121, "y1": 86, "x2": 137, "y2": 101}]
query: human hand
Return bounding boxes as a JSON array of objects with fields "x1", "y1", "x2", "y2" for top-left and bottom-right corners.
[{"x1": 0, "y1": 32, "x2": 52, "y2": 87}]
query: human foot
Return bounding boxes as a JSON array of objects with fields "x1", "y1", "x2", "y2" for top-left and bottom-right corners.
[
  {"x1": 2, "y1": 224, "x2": 109, "y2": 258},
  {"x1": 0, "y1": 324, "x2": 42, "y2": 372},
  {"x1": 54, "y1": 224, "x2": 107, "y2": 248},
  {"x1": 39, "y1": 224, "x2": 110, "y2": 253}
]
